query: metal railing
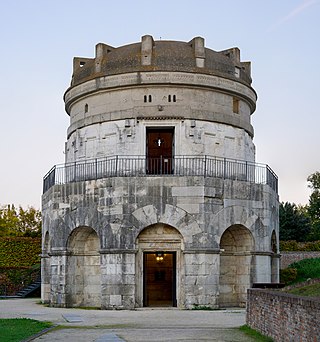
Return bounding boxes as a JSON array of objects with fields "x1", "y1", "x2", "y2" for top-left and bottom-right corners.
[{"x1": 43, "y1": 155, "x2": 278, "y2": 194}]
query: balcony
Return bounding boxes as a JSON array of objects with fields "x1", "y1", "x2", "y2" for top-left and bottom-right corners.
[{"x1": 43, "y1": 155, "x2": 278, "y2": 194}]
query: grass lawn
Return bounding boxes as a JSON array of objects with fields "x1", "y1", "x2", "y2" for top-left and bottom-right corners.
[
  {"x1": 239, "y1": 325, "x2": 273, "y2": 341},
  {"x1": 281, "y1": 257, "x2": 320, "y2": 297},
  {"x1": 0, "y1": 318, "x2": 52, "y2": 342},
  {"x1": 289, "y1": 258, "x2": 320, "y2": 283},
  {"x1": 286, "y1": 282, "x2": 320, "y2": 297}
]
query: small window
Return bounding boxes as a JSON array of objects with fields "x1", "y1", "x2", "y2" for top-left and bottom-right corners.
[
  {"x1": 168, "y1": 95, "x2": 176, "y2": 102},
  {"x1": 80, "y1": 61, "x2": 86, "y2": 68},
  {"x1": 144, "y1": 95, "x2": 152, "y2": 102},
  {"x1": 235, "y1": 67, "x2": 240, "y2": 78},
  {"x1": 84, "y1": 103, "x2": 88, "y2": 113},
  {"x1": 233, "y1": 97, "x2": 239, "y2": 114}
]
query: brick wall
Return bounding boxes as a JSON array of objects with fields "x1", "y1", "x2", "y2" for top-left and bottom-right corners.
[
  {"x1": 281, "y1": 251, "x2": 320, "y2": 269},
  {"x1": 247, "y1": 289, "x2": 320, "y2": 341}
]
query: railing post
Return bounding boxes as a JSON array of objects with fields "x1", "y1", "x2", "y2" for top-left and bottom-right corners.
[
  {"x1": 224, "y1": 158, "x2": 226, "y2": 179},
  {"x1": 204, "y1": 155, "x2": 207, "y2": 178},
  {"x1": 115, "y1": 155, "x2": 118, "y2": 176},
  {"x1": 245, "y1": 161, "x2": 248, "y2": 181},
  {"x1": 95, "y1": 158, "x2": 98, "y2": 180}
]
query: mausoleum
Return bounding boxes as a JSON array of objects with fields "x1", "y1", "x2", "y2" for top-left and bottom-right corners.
[{"x1": 41, "y1": 35, "x2": 279, "y2": 309}]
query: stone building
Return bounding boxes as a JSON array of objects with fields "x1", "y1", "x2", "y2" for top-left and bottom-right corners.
[{"x1": 41, "y1": 35, "x2": 279, "y2": 309}]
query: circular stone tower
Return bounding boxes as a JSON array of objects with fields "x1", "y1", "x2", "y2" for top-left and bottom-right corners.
[{"x1": 42, "y1": 36, "x2": 279, "y2": 310}]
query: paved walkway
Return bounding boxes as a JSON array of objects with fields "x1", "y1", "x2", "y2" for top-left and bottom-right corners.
[{"x1": 0, "y1": 298, "x2": 254, "y2": 341}]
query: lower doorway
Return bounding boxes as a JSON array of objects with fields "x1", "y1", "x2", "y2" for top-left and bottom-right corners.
[{"x1": 143, "y1": 252, "x2": 177, "y2": 307}]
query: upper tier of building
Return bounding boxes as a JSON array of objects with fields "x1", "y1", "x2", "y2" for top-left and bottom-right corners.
[
  {"x1": 63, "y1": 36, "x2": 257, "y2": 138},
  {"x1": 69, "y1": 35, "x2": 252, "y2": 88}
]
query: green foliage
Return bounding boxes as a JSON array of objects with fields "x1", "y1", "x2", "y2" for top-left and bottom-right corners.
[
  {"x1": 288, "y1": 258, "x2": 320, "y2": 283},
  {"x1": 280, "y1": 258, "x2": 320, "y2": 285},
  {"x1": 286, "y1": 283, "x2": 320, "y2": 297},
  {"x1": 279, "y1": 240, "x2": 299, "y2": 251},
  {"x1": 191, "y1": 304, "x2": 215, "y2": 310},
  {"x1": 0, "y1": 265, "x2": 40, "y2": 295},
  {"x1": 279, "y1": 171, "x2": 320, "y2": 242},
  {"x1": 0, "y1": 237, "x2": 41, "y2": 267},
  {"x1": 280, "y1": 240, "x2": 320, "y2": 251},
  {"x1": 0, "y1": 318, "x2": 52, "y2": 342},
  {"x1": 307, "y1": 172, "x2": 320, "y2": 240},
  {"x1": 279, "y1": 202, "x2": 310, "y2": 241},
  {"x1": 0, "y1": 205, "x2": 41, "y2": 237},
  {"x1": 280, "y1": 268, "x2": 297, "y2": 284},
  {"x1": 307, "y1": 171, "x2": 320, "y2": 191},
  {"x1": 239, "y1": 325, "x2": 273, "y2": 342},
  {"x1": 0, "y1": 237, "x2": 41, "y2": 295}
]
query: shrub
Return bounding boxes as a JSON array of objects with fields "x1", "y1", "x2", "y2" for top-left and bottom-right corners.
[
  {"x1": 289, "y1": 258, "x2": 320, "y2": 283},
  {"x1": 280, "y1": 268, "x2": 297, "y2": 285},
  {"x1": 280, "y1": 240, "x2": 320, "y2": 251}
]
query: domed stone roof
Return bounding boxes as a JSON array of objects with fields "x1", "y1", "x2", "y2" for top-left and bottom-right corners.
[{"x1": 71, "y1": 36, "x2": 252, "y2": 86}]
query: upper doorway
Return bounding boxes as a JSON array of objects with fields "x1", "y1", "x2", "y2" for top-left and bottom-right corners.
[{"x1": 146, "y1": 128, "x2": 174, "y2": 174}]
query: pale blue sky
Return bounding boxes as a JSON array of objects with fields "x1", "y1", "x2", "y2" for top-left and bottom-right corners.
[{"x1": 0, "y1": 0, "x2": 319, "y2": 209}]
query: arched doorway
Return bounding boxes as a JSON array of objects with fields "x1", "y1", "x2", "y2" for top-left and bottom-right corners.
[
  {"x1": 219, "y1": 225, "x2": 254, "y2": 307},
  {"x1": 135, "y1": 223, "x2": 183, "y2": 307},
  {"x1": 66, "y1": 226, "x2": 101, "y2": 307}
]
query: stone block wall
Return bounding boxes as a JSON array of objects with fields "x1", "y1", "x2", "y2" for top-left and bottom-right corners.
[
  {"x1": 100, "y1": 252, "x2": 136, "y2": 309},
  {"x1": 184, "y1": 252, "x2": 220, "y2": 308},
  {"x1": 247, "y1": 289, "x2": 320, "y2": 341},
  {"x1": 280, "y1": 251, "x2": 320, "y2": 269},
  {"x1": 42, "y1": 175, "x2": 278, "y2": 309}
]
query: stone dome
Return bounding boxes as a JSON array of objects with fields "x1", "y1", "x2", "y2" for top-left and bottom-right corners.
[{"x1": 70, "y1": 36, "x2": 252, "y2": 87}]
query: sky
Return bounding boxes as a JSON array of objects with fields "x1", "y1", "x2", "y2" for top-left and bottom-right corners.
[{"x1": 0, "y1": 0, "x2": 319, "y2": 209}]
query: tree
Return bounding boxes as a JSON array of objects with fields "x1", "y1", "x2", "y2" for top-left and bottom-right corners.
[
  {"x1": 0, "y1": 205, "x2": 19, "y2": 236},
  {"x1": 307, "y1": 172, "x2": 320, "y2": 240},
  {"x1": 279, "y1": 202, "x2": 311, "y2": 241},
  {"x1": 0, "y1": 205, "x2": 41, "y2": 237}
]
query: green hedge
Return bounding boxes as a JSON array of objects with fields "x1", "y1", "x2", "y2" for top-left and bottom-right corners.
[
  {"x1": 0, "y1": 237, "x2": 41, "y2": 268},
  {"x1": 280, "y1": 240, "x2": 320, "y2": 251},
  {"x1": 0, "y1": 237, "x2": 41, "y2": 295}
]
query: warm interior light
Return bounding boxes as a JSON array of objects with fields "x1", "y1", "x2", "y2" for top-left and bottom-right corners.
[{"x1": 156, "y1": 252, "x2": 164, "y2": 262}]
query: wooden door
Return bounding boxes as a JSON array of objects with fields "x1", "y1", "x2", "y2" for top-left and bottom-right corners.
[
  {"x1": 143, "y1": 252, "x2": 176, "y2": 307},
  {"x1": 146, "y1": 128, "x2": 174, "y2": 174}
]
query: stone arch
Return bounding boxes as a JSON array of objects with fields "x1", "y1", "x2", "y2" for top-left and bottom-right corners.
[
  {"x1": 50, "y1": 207, "x2": 105, "y2": 249},
  {"x1": 66, "y1": 226, "x2": 101, "y2": 307},
  {"x1": 219, "y1": 224, "x2": 254, "y2": 307},
  {"x1": 135, "y1": 223, "x2": 184, "y2": 308},
  {"x1": 210, "y1": 205, "x2": 259, "y2": 239},
  {"x1": 136, "y1": 223, "x2": 184, "y2": 250},
  {"x1": 132, "y1": 204, "x2": 201, "y2": 245}
]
